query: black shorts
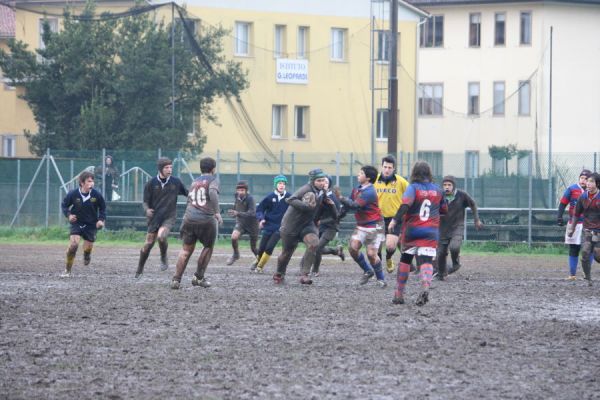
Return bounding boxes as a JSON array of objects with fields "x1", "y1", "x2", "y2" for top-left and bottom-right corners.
[
  {"x1": 180, "y1": 219, "x2": 217, "y2": 248},
  {"x1": 70, "y1": 223, "x2": 98, "y2": 242},
  {"x1": 148, "y1": 215, "x2": 176, "y2": 233},
  {"x1": 233, "y1": 221, "x2": 259, "y2": 238},
  {"x1": 384, "y1": 217, "x2": 401, "y2": 236},
  {"x1": 280, "y1": 224, "x2": 319, "y2": 249}
]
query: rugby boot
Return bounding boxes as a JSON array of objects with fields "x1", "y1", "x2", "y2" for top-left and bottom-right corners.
[
  {"x1": 60, "y1": 269, "x2": 73, "y2": 278},
  {"x1": 386, "y1": 258, "x2": 395, "y2": 274},
  {"x1": 584, "y1": 274, "x2": 593, "y2": 287},
  {"x1": 337, "y1": 245, "x2": 345, "y2": 262},
  {"x1": 170, "y1": 279, "x2": 181, "y2": 290},
  {"x1": 83, "y1": 251, "x2": 91, "y2": 266},
  {"x1": 448, "y1": 263, "x2": 462, "y2": 275},
  {"x1": 160, "y1": 254, "x2": 169, "y2": 271},
  {"x1": 376, "y1": 279, "x2": 387, "y2": 288},
  {"x1": 410, "y1": 264, "x2": 417, "y2": 273},
  {"x1": 415, "y1": 290, "x2": 429, "y2": 306},
  {"x1": 299, "y1": 274, "x2": 313, "y2": 285},
  {"x1": 565, "y1": 275, "x2": 577, "y2": 281},
  {"x1": 273, "y1": 272, "x2": 285, "y2": 284},
  {"x1": 392, "y1": 295, "x2": 405, "y2": 305},
  {"x1": 359, "y1": 270, "x2": 375, "y2": 285},
  {"x1": 226, "y1": 253, "x2": 240, "y2": 266},
  {"x1": 249, "y1": 259, "x2": 258, "y2": 272},
  {"x1": 191, "y1": 275, "x2": 211, "y2": 288}
]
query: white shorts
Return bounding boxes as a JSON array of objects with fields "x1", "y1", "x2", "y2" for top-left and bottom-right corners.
[
  {"x1": 403, "y1": 246, "x2": 437, "y2": 257},
  {"x1": 351, "y1": 226, "x2": 385, "y2": 249},
  {"x1": 565, "y1": 223, "x2": 583, "y2": 245}
]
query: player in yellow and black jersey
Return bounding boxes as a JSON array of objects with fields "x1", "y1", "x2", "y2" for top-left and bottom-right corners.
[{"x1": 373, "y1": 155, "x2": 409, "y2": 274}]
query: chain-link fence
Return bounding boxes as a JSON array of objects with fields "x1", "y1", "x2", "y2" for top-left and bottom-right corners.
[{"x1": 1, "y1": 148, "x2": 598, "y2": 243}]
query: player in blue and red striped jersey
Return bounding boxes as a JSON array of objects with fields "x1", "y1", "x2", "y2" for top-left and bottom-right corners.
[
  {"x1": 558, "y1": 169, "x2": 591, "y2": 280},
  {"x1": 337, "y1": 165, "x2": 386, "y2": 287},
  {"x1": 568, "y1": 172, "x2": 600, "y2": 286},
  {"x1": 388, "y1": 161, "x2": 447, "y2": 306}
]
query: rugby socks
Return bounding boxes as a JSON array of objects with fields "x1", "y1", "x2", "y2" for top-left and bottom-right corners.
[
  {"x1": 256, "y1": 253, "x2": 270, "y2": 269},
  {"x1": 137, "y1": 248, "x2": 150, "y2": 274},
  {"x1": 569, "y1": 256, "x2": 578, "y2": 276},
  {"x1": 395, "y1": 262, "x2": 411, "y2": 297},
  {"x1": 66, "y1": 249, "x2": 76, "y2": 271},
  {"x1": 231, "y1": 239, "x2": 240, "y2": 258},
  {"x1": 158, "y1": 240, "x2": 168, "y2": 259},
  {"x1": 420, "y1": 263, "x2": 434, "y2": 289},
  {"x1": 356, "y1": 253, "x2": 373, "y2": 273},
  {"x1": 372, "y1": 260, "x2": 384, "y2": 281},
  {"x1": 386, "y1": 248, "x2": 396, "y2": 261}
]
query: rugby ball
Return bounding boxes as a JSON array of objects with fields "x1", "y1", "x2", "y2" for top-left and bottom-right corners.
[{"x1": 302, "y1": 191, "x2": 317, "y2": 208}]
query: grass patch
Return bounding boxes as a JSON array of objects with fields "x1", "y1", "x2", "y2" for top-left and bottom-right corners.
[{"x1": 0, "y1": 226, "x2": 568, "y2": 256}]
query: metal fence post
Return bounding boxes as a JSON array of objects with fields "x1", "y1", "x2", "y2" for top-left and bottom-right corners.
[
  {"x1": 236, "y1": 151, "x2": 241, "y2": 183},
  {"x1": 399, "y1": 151, "x2": 404, "y2": 176},
  {"x1": 528, "y1": 151, "x2": 533, "y2": 248},
  {"x1": 121, "y1": 160, "x2": 126, "y2": 201},
  {"x1": 69, "y1": 160, "x2": 74, "y2": 188},
  {"x1": 349, "y1": 152, "x2": 354, "y2": 193},
  {"x1": 464, "y1": 151, "x2": 468, "y2": 241},
  {"x1": 16, "y1": 159, "x2": 20, "y2": 226},
  {"x1": 45, "y1": 148, "x2": 50, "y2": 228},
  {"x1": 158, "y1": 148, "x2": 162, "y2": 159},
  {"x1": 595, "y1": 152, "x2": 598, "y2": 172},
  {"x1": 177, "y1": 151, "x2": 181, "y2": 178},
  {"x1": 291, "y1": 152, "x2": 295, "y2": 192},
  {"x1": 335, "y1": 152, "x2": 341, "y2": 186},
  {"x1": 101, "y1": 148, "x2": 106, "y2": 200},
  {"x1": 280, "y1": 149, "x2": 284, "y2": 175}
]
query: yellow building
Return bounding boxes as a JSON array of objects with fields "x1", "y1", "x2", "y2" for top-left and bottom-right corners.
[{"x1": 1, "y1": 0, "x2": 427, "y2": 164}]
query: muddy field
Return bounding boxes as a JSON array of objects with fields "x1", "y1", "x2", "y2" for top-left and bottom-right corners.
[{"x1": 1, "y1": 242, "x2": 599, "y2": 399}]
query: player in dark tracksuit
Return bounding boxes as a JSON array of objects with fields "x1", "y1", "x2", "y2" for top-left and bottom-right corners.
[
  {"x1": 304, "y1": 176, "x2": 344, "y2": 276},
  {"x1": 60, "y1": 171, "x2": 106, "y2": 277},
  {"x1": 569, "y1": 172, "x2": 600, "y2": 286},
  {"x1": 252, "y1": 175, "x2": 290, "y2": 273},
  {"x1": 435, "y1": 175, "x2": 482, "y2": 280},
  {"x1": 226, "y1": 181, "x2": 259, "y2": 265},
  {"x1": 136, "y1": 158, "x2": 188, "y2": 278},
  {"x1": 273, "y1": 169, "x2": 332, "y2": 285}
]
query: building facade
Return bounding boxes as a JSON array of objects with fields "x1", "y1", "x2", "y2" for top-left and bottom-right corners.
[
  {"x1": 0, "y1": 0, "x2": 427, "y2": 166},
  {"x1": 408, "y1": 0, "x2": 600, "y2": 176}
]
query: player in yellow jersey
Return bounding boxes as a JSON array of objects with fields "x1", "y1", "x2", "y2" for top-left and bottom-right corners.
[{"x1": 373, "y1": 155, "x2": 409, "y2": 274}]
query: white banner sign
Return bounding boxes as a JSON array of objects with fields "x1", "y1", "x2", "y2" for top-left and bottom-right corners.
[{"x1": 276, "y1": 59, "x2": 308, "y2": 84}]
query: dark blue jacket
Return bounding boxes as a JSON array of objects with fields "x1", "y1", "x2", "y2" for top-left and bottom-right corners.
[
  {"x1": 62, "y1": 188, "x2": 106, "y2": 225},
  {"x1": 256, "y1": 191, "x2": 291, "y2": 234}
]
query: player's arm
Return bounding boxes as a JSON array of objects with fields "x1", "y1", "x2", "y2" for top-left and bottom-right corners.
[
  {"x1": 143, "y1": 180, "x2": 154, "y2": 218},
  {"x1": 61, "y1": 192, "x2": 75, "y2": 222},
  {"x1": 388, "y1": 204, "x2": 409, "y2": 232},
  {"x1": 568, "y1": 198, "x2": 584, "y2": 237},
  {"x1": 464, "y1": 192, "x2": 482, "y2": 229},
  {"x1": 339, "y1": 190, "x2": 366, "y2": 210},
  {"x1": 210, "y1": 184, "x2": 223, "y2": 225},
  {"x1": 179, "y1": 180, "x2": 189, "y2": 197},
  {"x1": 96, "y1": 191, "x2": 107, "y2": 229},
  {"x1": 557, "y1": 188, "x2": 571, "y2": 226},
  {"x1": 286, "y1": 188, "x2": 315, "y2": 211}
]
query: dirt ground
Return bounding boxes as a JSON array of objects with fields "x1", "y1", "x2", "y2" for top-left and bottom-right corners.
[{"x1": 1, "y1": 243, "x2": 599, "y2": 399}]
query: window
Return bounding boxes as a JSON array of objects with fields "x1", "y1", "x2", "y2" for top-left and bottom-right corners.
[
  {"x1": 518, "y1": 80, "x2": 531, "y2": 115},
  {"x1": 272, "y1": 105, "x2": 287, "y2": 138},
  {"x1": 417, "y1": 151, "x2": 443, "y2": 176},
  {"x1": 420, "y1": 15, "x2": 443, "y2": 48},
  {"x1": 466, "y1": 151, "x2": 479, "y2": 178},
  {"x1": 376, "y1": 30, "x2": 389, "y2": 62},
  {"x1": 331, "y1": 28, "x2": 347, "y2": 61},
  {"x1": 493, "y1": 81, "x2": 505, "y2": 116},
  {"x1": 492, "y1": 158, "x2": 506, "y2": 176},
  {"x1": 294, "y1": 106, "x2": 309, "y2": 139},
  {"x1": 2, "y1": 135, "x2": 16, "y2": 157},
  {"x1": 494, "y1": 13, "x2": 506, "y2": 46},
  {"x1": 376, "y1": 108, "x2": 389, "y2": 139},
  {"x1": 469, "y1": 13, "x2": 481, "y2": 47},
  {"x1": 520, "y1": 12, "x2": 532, "y2": 45},
  {"x1": 274, "y1": 25, "x2": 286, "y2": 58},
  {"x1": 297, "y1": 26, "x2": 309, "y2": 59},
  {"x1": 39, "y1": 18, "x2": 58, "y2": 50},
  {"x1": 418, "y1": 83, "x2": 443, "y2": 116},
  {"x1": 468, "y1": 82, "x2": 480, "y2": 116},
  {"x1": 235, "y1": 21, "x2": 252, "y2": 56},
  {"x1": 518, "y1": 152, "x2": 531, "y2": 176}
]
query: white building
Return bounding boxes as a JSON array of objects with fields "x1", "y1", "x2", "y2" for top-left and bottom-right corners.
[{"x1": 408, "y1": 0, "x2": 600, "y2": 176}]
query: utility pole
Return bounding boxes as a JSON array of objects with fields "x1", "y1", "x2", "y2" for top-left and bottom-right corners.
[
  {"x1": 388, "y1": 0, "x2": 399, "y2": 155},
  {"x1": 547, "y1": 26, "x2": 553, "y2": 206}
]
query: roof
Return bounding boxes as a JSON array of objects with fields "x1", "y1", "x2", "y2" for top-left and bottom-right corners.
[
  {"x1": 0, "y1": 2, "x2": 15, "y2": 38},
  {"x1": 406, "y1": 0, "x2": 600, "y2": 6}
]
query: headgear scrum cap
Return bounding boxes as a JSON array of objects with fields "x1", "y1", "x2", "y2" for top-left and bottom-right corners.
[
  {"x1": 442, "y1": 175, "x2": 456, "y2": 186},
  {"x1": 308, "y1": 168, "x2": 327, "y2": 182},
  {"x1": 236, "y1": 180, "x2": 249, "y2": 190},
  {"x1": 580, "y1": 169, "x2": 592, "y2": 178},
  {"x1": 273, "y1": 175, "x2": 288, "y2": 187},
  {"x1": 157, "y1": 157, "x2": 172, "y2": 173}
]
